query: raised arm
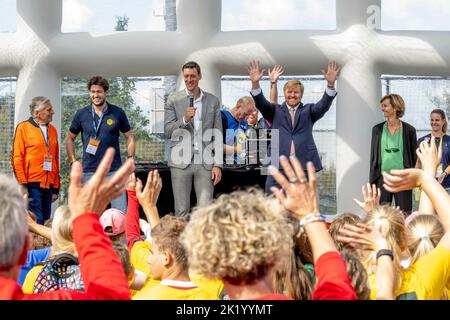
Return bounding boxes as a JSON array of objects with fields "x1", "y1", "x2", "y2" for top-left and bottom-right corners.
[
  {"x1": 417, "y1": 138, "x2": 442, "y2": 215},
  {"x1": 269, "y1": 156, "x2": 356, "y2": 300},
  {"x1": 383, "y1": 142, "x2": 450, "y2": 244},
  {"x1": 268, "y1": 64, "x2": 284, "y2": 104},
  {"x1": 353, "y1": 183, "x2": 381, "y2": 215},
  {"x1": 125, "y1": 173, "x2": 144, "y2": 250},
  {"x1": 248, "y1": 60, "x2": 276, "y2": 121},
  {"x1": 248, "y1": 60, "x2": 264, "y2": 91},
  {"x1": 66, "y1": 148, "x2": 134, "y2": 299},
  {"x1": 321, "y1": 60, "x2": 340, "y2": 90},
  {"x1": 337, "y1": 222, "x2": 396, "y2": 300},
  {"x1": 310, "y1": 61, "x2": 340, "y2": 122},
  {"x1": 136, "y1": 170, "x2": 162, "y2": 229}
]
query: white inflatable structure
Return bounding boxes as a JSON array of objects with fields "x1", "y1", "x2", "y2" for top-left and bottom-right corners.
[{"x1": 1, "y1": 0, "x2": 450, "y2": 213}]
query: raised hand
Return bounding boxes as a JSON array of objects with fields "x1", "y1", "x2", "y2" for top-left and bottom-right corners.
[
  {"x1": 68, "y1": 148, "x2": 135, "y2": 218},
  {"x1": 268, "y1": 64, "x2": 284, "y2": 83},
  {"x1": 382, "y1": 168, "x2": 426, "y2": 193},
  {"x1": 247, "y1": 60, "x2": 265, "y2": 84},
  {"x1": 321, "y1": 61, "x2": 340, "y2": 87},
  {"x1": 417, "y1": 138, "x2": 442, "y2": 175},
  {"x1": 337, "y1": 222, "x2": 391, "y2": 252},
  {"x1": 136, "y1": 170, "x2": 162, "y2": 210},
  {"x1": 354, "y1": 183, "x2": 381, "y2": 213},
  {"x1": 269, "y1": 156, "x2": 319, "y2": 220},
  {"x1": 126, "y1": 172, "x2": 137, "y2": 192}
]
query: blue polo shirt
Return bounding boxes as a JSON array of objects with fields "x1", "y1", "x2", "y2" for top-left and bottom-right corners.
[
  {"x1": 69, "y1": 103, "x2": 131, "y2": 173},
  {"x1": 418, "y1": 134, "x2": 450, "y2": 188}
]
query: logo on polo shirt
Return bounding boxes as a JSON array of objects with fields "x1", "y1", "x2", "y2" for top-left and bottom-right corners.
[{"x1": 107, "y1": 118, "x2": 115, "y2": 126}]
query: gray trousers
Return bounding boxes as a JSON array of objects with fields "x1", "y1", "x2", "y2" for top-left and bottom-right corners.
[{"x1": 170, "y1": 154, "x2": 214, "y2": 216}]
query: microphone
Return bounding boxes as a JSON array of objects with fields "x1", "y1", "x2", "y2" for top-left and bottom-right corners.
[{"x1": 188, "y1": 94, "x2": 194, "y2": 107}]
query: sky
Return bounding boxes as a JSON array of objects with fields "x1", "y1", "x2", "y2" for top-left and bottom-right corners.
[{"x1": 2, "y1": 0, "x2": 450, "y2": 32}]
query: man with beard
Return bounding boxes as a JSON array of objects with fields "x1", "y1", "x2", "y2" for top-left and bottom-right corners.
[{"x1": 66, "y1": 76, "x2": 135, "y2": 213}]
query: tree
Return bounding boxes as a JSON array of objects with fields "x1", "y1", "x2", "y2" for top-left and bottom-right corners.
[
  {"x1": 115, "y1": 15, "x2": 129, "y2": 31},
  {"x1": 0, "y1": 95, "x2": 15, "y2": 174},
  {"x1": 430, "y1": 90, "x2": 450, "y2": 118},
  {"x1": 59, "y1": 15, "x2": 154, "y2": 203}
]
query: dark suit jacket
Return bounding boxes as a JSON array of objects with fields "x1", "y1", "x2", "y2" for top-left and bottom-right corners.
[
  {"x1": 251, "y1": 90, "x2": 336, "y2": 171},
  {"x1": 369, "y1": 121, "x2": 417, "y2": 184}
]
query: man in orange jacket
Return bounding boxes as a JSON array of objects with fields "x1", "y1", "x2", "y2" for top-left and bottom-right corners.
[
  {"x1": 11, "y1": 96, "x2": 60, "y2": 225},
  {"x1": 0, "y1": 148, "x2": 134, "y2": 300}
]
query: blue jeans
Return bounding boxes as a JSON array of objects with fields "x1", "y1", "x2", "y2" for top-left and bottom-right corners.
[
  {"x1": 82, "y1": 170, "x2": 127, "y2": 214},
  {"x1": 27, "y1": 187, "x2": 53, "y2": 225}
]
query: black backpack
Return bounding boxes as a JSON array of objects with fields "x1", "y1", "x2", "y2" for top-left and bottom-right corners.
[{"x1": 33, "y1": 253, "x2": 84, "y2": 293}]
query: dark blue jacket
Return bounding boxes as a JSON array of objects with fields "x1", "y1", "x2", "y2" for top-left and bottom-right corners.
[{"x1": 251, "y1": 90, "x2": 336, "y2": 171}]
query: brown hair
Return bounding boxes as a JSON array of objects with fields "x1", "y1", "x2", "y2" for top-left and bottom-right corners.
[
  {"x1": 87, "y1": 76, "x2": 109, "y2": 92},
  {"x1": 295, "y1": 228, "x2": 314, "y2": 265},
  {"x1": 152, "y1": 215, "x2": 189, "y2": 271},
  {"x1": 341, "y1": 250, "x2": 370, "y2": 300},
  {"x1": 112, "y1": 242, "x2": 131, "y2": 278},
  {"x1": 380, "y1": 94, "x2": 405, "y2": 118},
  {"x1": 283, "y1": 80, "x2": 304, "y2": 96},
  {"x1": 182, "y1": 61, "x2": 201, "y2": 75},
  {"x1": 272, "y1": 248, "x2": 313, "y2": 300},
  {"x1": 329, "y1": 212, "x2": 362, "y2": 253},
  {"x1": 431, "y1": 109, "x2": 448, "y2": 134}
]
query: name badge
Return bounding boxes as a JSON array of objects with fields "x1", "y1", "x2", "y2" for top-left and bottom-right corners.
[
  {"x1": 43, "y1": 155, "x2": 52, "y2": 171},
  {"x1": 86, "y1": 138, "x2": 100, "y2": 155},
  {"x1": 437, "y1": 164, "x2": 443, "y2": 177}
]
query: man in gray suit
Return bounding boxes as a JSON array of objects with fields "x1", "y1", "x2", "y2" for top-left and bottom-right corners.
[{"x1": 164, "y1": 61, "x2": 223, "y2": 216}]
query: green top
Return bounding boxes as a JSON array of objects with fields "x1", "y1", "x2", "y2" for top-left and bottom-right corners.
[
  {"x1": 381, "y1": 123, "x2": 404, "y2": 174},
  {"x1": 304, "y1": 263, "x2": 316, "y2": 285}
]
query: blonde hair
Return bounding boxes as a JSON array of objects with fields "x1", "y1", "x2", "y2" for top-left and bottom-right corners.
[
  {"x1": 380, "y1": 94, "x2": 405, "y2": 118},
  {"x1": 237, "y1": 96, "x2": 254, "y2": 106},
  {"x1": 181, "y1": 189, "x2": 293, "y2": 284},
  {"x1": 283, "y1": 80, "x2": 304, "y2": 96},
  {"x1": 363, "y1": 206, "x2": 405, "y2": 289},
  {"x1": 51, "y1": 206, "x2": 75, "y2": 256},
  {"x1": 406, "y1": 214, "x2": 444, "y2": 266}
]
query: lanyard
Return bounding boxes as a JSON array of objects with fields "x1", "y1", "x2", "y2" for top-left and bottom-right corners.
[
  {"x1": 91, "y1": 105, "x2": 107, "y2": 139},
  {"x1": 430, "y1": 133, "x2": 443, "y2": 151}
]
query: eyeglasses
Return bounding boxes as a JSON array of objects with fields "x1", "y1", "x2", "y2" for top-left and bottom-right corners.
[{"x1": 385, "y1": 148, "x2": 400, "y2": 153}]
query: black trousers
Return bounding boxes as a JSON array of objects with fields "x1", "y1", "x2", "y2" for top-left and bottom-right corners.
[{"x1": 375, "y1": 174, "x2": 412, "y2": 215}]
